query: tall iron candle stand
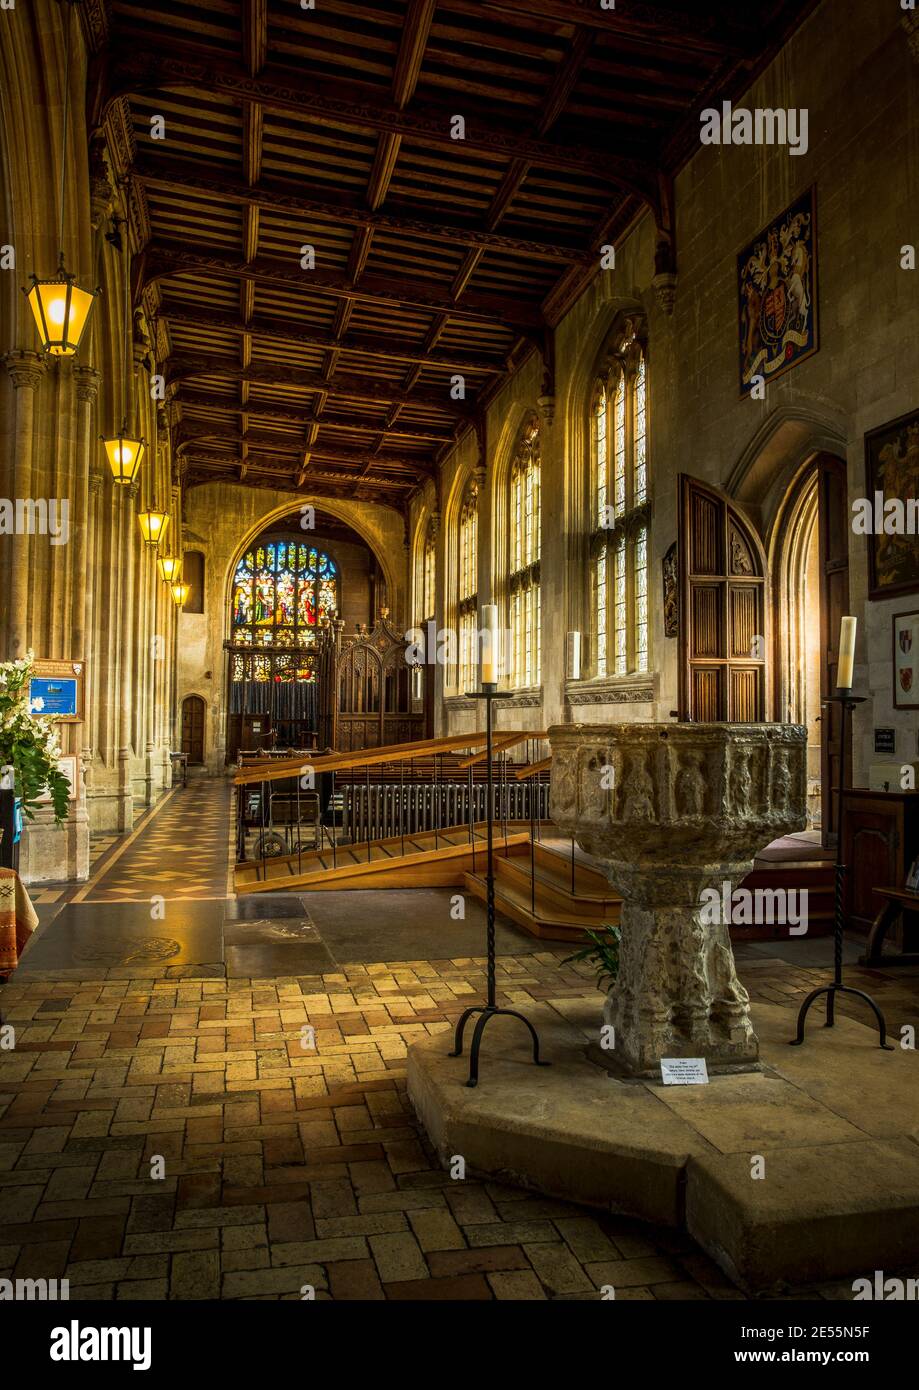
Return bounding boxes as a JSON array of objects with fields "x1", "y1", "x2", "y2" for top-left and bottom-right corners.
[
  {"x1": 790, "y1": 689, "x2": 892, "y2": 1049},
  {"x1": 449, "y1": 681, "x2": 549, "y2": 1087}
]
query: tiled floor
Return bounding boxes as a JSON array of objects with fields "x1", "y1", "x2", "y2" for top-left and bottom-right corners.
[
  {"x1": 75, "y1": 780, "x2": 234, "y2": 903},
  {"x1": 2, "y1": 779, "x2": 917, "y2": 1301}
]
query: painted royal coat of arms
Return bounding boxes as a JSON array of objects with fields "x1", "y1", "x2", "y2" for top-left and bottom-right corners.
[{"x1": 737, "y1": 187, "x2": 818, "y2": 395}]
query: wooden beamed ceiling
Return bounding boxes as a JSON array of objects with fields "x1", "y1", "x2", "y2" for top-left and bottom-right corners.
[{"x1": 87, "y1": 0, "x2": 816, "y2": 511}]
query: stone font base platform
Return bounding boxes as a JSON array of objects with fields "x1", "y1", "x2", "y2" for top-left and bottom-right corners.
[{"x1": 408, "y1": 1000, "x2": 919, "y2": 1295}]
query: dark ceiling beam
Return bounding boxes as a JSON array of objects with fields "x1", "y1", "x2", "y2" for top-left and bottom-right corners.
[
  {"x1": 477, "y1": 0, "x2": 757, "y2": 52},
  {"x1": 174, "y1": 425, "x2": 437, "y2": 476},
  {"x1": 536, "y1": 27, "x2": 595, "y2": 136},
  {"x1": 242, "y1": 0, "x2": 267, "y2": 78},
  {"x1": 393, "y1": 0, "x2": 437, "y2": 108},
  {"x1": 133, "y1": 158, "x2": 591, "y2": 263},
  {"x1": 155, "y1": 307, "x2": 506, "y2": 374},
  {"x1": 165, "y1": 356, "x2": 474, "y2": 417},
  {"x1": 182, "y1": 451, "x2": 416, "y2": 491},
  {"x1": 138, "y1": 244, "x2": 543, "y2": 334},
  {"x1": 97, "y1": 48, "x2": 659, "y2": 205},
  {"x1": 175, "y1": 392, "x2": 453, "y2": 444}
]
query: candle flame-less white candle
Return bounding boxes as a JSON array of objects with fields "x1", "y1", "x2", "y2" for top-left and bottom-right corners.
[
  {"x1": 837, "y1": 615, "x2": 857, "y2": 690},
  {"x1": 480, "y1": 603, "x2": 500, "y2": 685}
]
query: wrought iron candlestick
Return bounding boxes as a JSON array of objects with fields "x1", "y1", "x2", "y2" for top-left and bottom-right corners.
[
  {"x1": 449, "y1": 683, "x2": 549, "y2": 1087},
  {"x1": 790, "y1": 690, "x2": 892, "y2": 1049}
]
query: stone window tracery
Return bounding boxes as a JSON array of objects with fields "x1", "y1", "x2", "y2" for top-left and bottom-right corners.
[
  {"x1": 457, "y1": 479, "x2": 478, "y2": 692},
  {"x1": 509, "y1": 416, "x2": 541, "y2": 688},
  {"x1": 591, "y1": 325, "x2": 650, "y2": 677}
]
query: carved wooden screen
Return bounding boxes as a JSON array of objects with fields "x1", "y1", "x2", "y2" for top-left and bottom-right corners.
[
  {"x1": 678, "y1": 474, "x2": 769, "y2": 722},
  {"x1": 319, "y1": 617, "x2": 424, "y2": 752}
]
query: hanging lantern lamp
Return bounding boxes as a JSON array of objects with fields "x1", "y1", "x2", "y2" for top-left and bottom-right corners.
[
  {"x1": 23, "y1": 2, "x2": 98, "y2": 356},
  {"x1": 138, "y1": 507, "x2": 170, "y2": 547},
  {"x1": 102, "y1": 420, "x2": 146, "y2": 485}
]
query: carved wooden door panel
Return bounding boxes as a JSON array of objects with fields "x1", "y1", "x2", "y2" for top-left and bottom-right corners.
[
  {"x1": 678, "y1": 474, "x2": 769, "y2": 722},
  {"x1": 817, "y1": 454, "x2": 849, "y2": 846}
]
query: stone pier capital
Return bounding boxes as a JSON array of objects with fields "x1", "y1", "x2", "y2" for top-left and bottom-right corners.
[
  {"x1": 73, "y1": 365, "x2": 103, "y2": 404},
  {"x1": 2, "y1": 348, "x2": 46, "y2": 390}
]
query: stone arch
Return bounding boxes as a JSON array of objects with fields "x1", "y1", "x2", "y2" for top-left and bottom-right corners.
[
  {"x1": 224, "y1": 498, "x2": 399, "y2": 640},
  {"x1": 725, "y1": 401, "x2": 848, "y2": 537}
]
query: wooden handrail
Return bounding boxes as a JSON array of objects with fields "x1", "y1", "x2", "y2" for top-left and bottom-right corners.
[
  {"x1": 515, "y1": 755, "x2": 553, "y2": 781},
  {"x1": 234, "y1": 730, "x2": 544, "y2": 785},
  {"x1": 456, "y1": 731, "x2": 547, "y2": 769}
]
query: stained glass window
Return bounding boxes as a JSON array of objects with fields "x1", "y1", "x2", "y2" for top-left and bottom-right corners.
[
  {"x1": 457, "y1": 481, "x2": 479, "y2": 693},
  {"x1": 509, "y1": 417, "x2": 540, "y2": 688},
  {"x1": 591, "y1": 328, "x2": 650, "y2": 678},
  {"x1": 231, "y1": 539, "x2": 338, "y2": 681}
]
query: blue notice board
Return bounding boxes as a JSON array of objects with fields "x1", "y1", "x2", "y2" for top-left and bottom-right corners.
[{"x1": 29, "y1": 676, "x2": 79, "y2": 718}]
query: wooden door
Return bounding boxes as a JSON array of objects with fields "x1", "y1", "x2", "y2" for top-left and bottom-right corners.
[
  {"x1": 817, "y1": 454, "x2": 849, "y2": 846},
  {"x1": 678, "y1": 475, "x2": 769, "y2": 721},
  {"x1": 181, "y1": 695, "x2": 205, "y2": 764}
]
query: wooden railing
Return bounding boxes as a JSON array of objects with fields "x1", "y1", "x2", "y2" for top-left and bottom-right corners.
[
  {"x1": 234, "y1": 731, "x2": 551, "y2": 877},
  {"x1": 234, "y1": 731, "x2": 547, "y2": 785}
]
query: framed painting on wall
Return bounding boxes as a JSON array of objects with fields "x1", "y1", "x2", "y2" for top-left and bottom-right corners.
[
  {"x1": 866, "y1": 410, "x2": 919, "y2": 599},
  {"x1": 893, "y1": 610, "x2": 919, "y2": 710},
  {"x1": 737, "y1": 186, "x2": 818, "y2": 397}
]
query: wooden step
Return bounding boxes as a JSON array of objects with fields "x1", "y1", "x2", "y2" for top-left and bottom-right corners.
[
  {"x1": 532, "y1": 841, "x2": 616, "y2": 897},
  {"x1": 494, "y1": 854, "x2": 620, "y2": 921},
  {"x1": 732, "y1": 861, "x2": 835, "y2": 939},
  {"x1": 463, "y1": 871, "x2": 620, "y2": 944}
]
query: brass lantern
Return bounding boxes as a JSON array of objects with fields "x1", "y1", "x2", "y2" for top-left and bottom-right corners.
[
  {"x1": 171, "y1": 581, "x2": 190, "y2": 609},
  {"x1": 158, "y1": 553, "x2": 182, "y2": 584},
  {"x1": 102, "y1": 421, "x2": 146, "y2": 485},
  {"x1": 24, "y1": 257, "x2": 98, "y2": 357},
  {"x1": 138, "y1": 508, "x2": 170, "y2": 547}
]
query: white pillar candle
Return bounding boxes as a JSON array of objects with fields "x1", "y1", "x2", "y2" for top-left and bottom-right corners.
[
  {"x1": 837, "y1": 615, "x2": 857, "y2": 690},
  {"x1": 480, "y1": 603, "x2": 500, "y2": 685},
  {"x1": 566, "y1": 631, "x2": 581, "y2": 682}
]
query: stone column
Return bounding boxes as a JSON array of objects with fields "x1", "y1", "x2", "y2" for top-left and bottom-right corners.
[
  {"x1": 1, "y1": 351, "x2": 45, "y2": 659},
  {"x1": 117, "y1": 480, "x2": 138, "y2": 832},
  {"x1": 549, "y1": 722, "x2": 807, "y2": 1077},
  {"x1": 71, "y1": 367, "x2": 102, "y2": 665}
]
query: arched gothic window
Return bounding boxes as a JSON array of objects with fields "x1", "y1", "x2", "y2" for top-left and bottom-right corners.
[
  {"x1": 457, "y1": 480, "x2": 478, "y2": 692},
  {"x1": 422, "y1": 518, "x2": 436, "y2": 622},
  {"x1": 509, "y1": 417, "x2": 541, "y2": 687},
  {"x1": 591, "y1": 327, "x2": 649, "y2": 677}
]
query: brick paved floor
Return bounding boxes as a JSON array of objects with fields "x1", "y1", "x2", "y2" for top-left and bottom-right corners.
[
  {"x1": 4, "y1": 778, "x2": 917, "y2": 1301},
  {"x1": 3, "y1": 948, "x2": 912, "y2": 1301}
]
